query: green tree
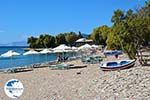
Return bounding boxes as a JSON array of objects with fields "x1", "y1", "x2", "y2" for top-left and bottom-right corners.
[
  {"x1": 145, "y1": 0, "x2": 150, "y2": 7},
  {"x1": 27, "y1": 36, "x2": 38, "y2": 48},
  {"x1": 111, "y1": 9, "x2": 125, "y2": 24},
  {"x1": 99, "y1": 25, "x2": 110, "y2": 41},
  {"x1": 78, "y1": 31, "x2": 83, "y2": 38},
  {"x1": 107, "y1": 1, "x2": 150, "y2": 59},
  {"x1": 90, "y1": 25, "x2": 110, "y2": 45},
  {"x1": 36, "y1": 35, "x2": 45, "y2": 48},
  {"x1": 43, "y1": 34, "x2": 56, "y2": 48},
  {"x1": 65, "y1": 32, "x2": 79, "y2": 46},
  {"x1": 55, "y1": 33, "x2": 67, "y2": 46},
  {"x1": 107, "y1": 21, "x2": 129, "y2": 49},
  {"x1": 27, "y1": 34, "x2": 56, "y2": 48},
  {"x1": 91, "y1": 27, "x2": 104, "y2": 45}
]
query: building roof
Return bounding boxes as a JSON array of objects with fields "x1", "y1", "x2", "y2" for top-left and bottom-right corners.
[{"x1": 76, "y1": 38, "x2": 93, "y2": 43}]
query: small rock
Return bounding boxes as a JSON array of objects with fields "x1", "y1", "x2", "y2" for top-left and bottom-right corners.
[
  {"x1": 75, "y1": 89, "x2": 78, "y2": 93},
  {"x1": 93, "y1": 79, "x2": 98, "y2": 83},
  {"x1": 76, "y1": 71, "x2": 81, "y2": 75},
  {"x1": 114, "y1": 93, "x2": 119, "y2": 96}
]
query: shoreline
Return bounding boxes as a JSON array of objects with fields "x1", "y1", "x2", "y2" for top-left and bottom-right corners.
[{"x1": 0, "y1": 56, "x2": 81, "y2": 73}]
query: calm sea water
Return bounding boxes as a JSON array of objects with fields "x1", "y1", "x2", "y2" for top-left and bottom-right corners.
[{"x1": 0, "y1": 46, "x2": 58, "y2": 69}]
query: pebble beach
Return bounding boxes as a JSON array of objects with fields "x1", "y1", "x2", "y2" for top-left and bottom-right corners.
[{"x1": 0, "y1": 55, "x2": 150, "y2": 100}]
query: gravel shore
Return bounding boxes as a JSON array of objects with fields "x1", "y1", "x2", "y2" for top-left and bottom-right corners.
[{"x1": 0, "y1": 58, "x2": 150, "y2": 100}]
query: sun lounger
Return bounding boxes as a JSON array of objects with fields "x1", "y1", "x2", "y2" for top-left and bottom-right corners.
[
  {"x1": 67, "y1": 65, "x2": 87, "y2": 69},
  {"x1": 49, "y1": 63, "x2": 72, "y2": 70},
  {"x1": 49, "y1": 63, "x2": 87, "y2": 70},
  {"x1": 4, "y1": 66, "x2": 33, "y2": 73},
  {"x1": 81, "y1": 55, "x2": 102, "y2": 64}
]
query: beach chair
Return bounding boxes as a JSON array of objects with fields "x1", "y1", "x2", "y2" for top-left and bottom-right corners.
[
  {"x1": 49, "y1": 63, "x2": 71, "y2": 70},
  {"x1": 68, "y1": 65, "x2": 87, "y2": 69},
  {"x1": 4, "y1": 66, "x2": 33, "y2": 73}
]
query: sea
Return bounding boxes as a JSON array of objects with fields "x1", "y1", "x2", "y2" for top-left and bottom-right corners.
[{"x1": 0, "y1": 46, "x2": 59, "y2": 69}]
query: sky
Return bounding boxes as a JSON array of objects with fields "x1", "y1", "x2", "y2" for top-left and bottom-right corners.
[{"x1": 0, "y1": 0, "x2": 147, "y2": 44}]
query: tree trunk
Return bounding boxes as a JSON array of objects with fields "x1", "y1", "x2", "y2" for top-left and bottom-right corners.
[{"x1": 136, "y1": 50, "x2": 143, "y2": 65}]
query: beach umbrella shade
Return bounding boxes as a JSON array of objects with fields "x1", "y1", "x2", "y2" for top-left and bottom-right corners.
[
  {"x1": 53, "y1": 44, "x2": 71, "y2": 51},
  {"x1": 76, "y1": 38, "x2": 86, "y2": 42},
  {"x1": 0, "y1": 50, "x2": 20, "y2": 68},
  {"x1": 23, "y1": 50, "x2": 40, "y2": 65},
  {"x1": 53, "y1": 44, "x2": 72, "y2": 53},
  {"x1": 53, "y1": 49, "x2": 65, "y2": 53},
  {"x1": 40, "y1": 49, "x2": 52, "y2": 62},
  {"x1": 78, "y1": 44, "x2": 92, "y2": 50},
  {"x1": 72, "y1": 46, "x2": 78, "y2": 51},
  {"x1": 91, "y1": 45, "x2": 99, "y2": 48},
  {"x1": 0, "y1": 50, "x2": 20, "y2": 57},
  {"x1": 23, "y1": 50, "x2": 39, "y2": 55},
  {"x1": 71, "y1": 46, "x2": 78, "y2": 57},
  {"x1": 53, "y1": 44, "x2": 72, "y2": 60},
  {"x1": 40, "y1": 49, "x2": 52, "y2": 54},
  {"x1": 78, "y1": 44, "x2": 92, "y2": 56}
]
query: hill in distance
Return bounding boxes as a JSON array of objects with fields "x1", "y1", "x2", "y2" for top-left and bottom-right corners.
[{"x1": 0, "y1": 41, "x2": 28, "y2": 46}]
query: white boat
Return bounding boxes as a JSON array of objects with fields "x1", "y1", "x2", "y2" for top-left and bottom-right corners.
[{"x1": 100, "y1": 59, "x2": 135, "y2": 71}]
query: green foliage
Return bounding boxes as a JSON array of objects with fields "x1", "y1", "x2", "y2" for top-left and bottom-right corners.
[
  {"x1": 99, "y1": 25, "x2": 110, "y2": 41},
  {"x1": 27, "y1": 36, "x2": 38, "y2": 48},
  {"x1": 43, "y1": 34, "x2": 56, "y2": 48},
  {"x1": 111, "y1": 9, "x2": 125, "y2": 24},
  {"x1": 55, "y1": 33, "x2": 67, "y2": 46},
  {"x1": 27, "y1": 34, "x2": 55, "y2": 48},
  {"x1": 27, "y1": 32, "x2": 80, "y2": 48},
  {"x1": 145, "y1": 0, "x2": 150, "y2": 7},
  {"x1": 65, "y1": 32, "x2": 79, "y2": 46},
  {"x1": 106, "y1": 1, "x2": 150, "y2": 59},
  {"x1": 78, "y1": 31, "x2": 83, "y2": 38},
  {"x1": 90, "y1": 25, "x2": 110, "y2": 45},
  {"x1": 90, "y1": 27, "x2": 104, "y2": 45}
]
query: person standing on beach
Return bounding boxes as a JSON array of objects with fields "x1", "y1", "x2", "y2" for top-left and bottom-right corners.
[
  {"x1": 57, "y1": 54, "x2": 62, "y2": 62},
  {"x1": 115, "y1": 54, "x2": 118, "y2": 59}
]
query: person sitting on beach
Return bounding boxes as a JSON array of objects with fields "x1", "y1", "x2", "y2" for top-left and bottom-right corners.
[
  {"x1": 57, "y1": 54, "x2": 63, "y2": 62},
  {"x1": 63, "y1": 56, "x2": 69, "y2": 61}
]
